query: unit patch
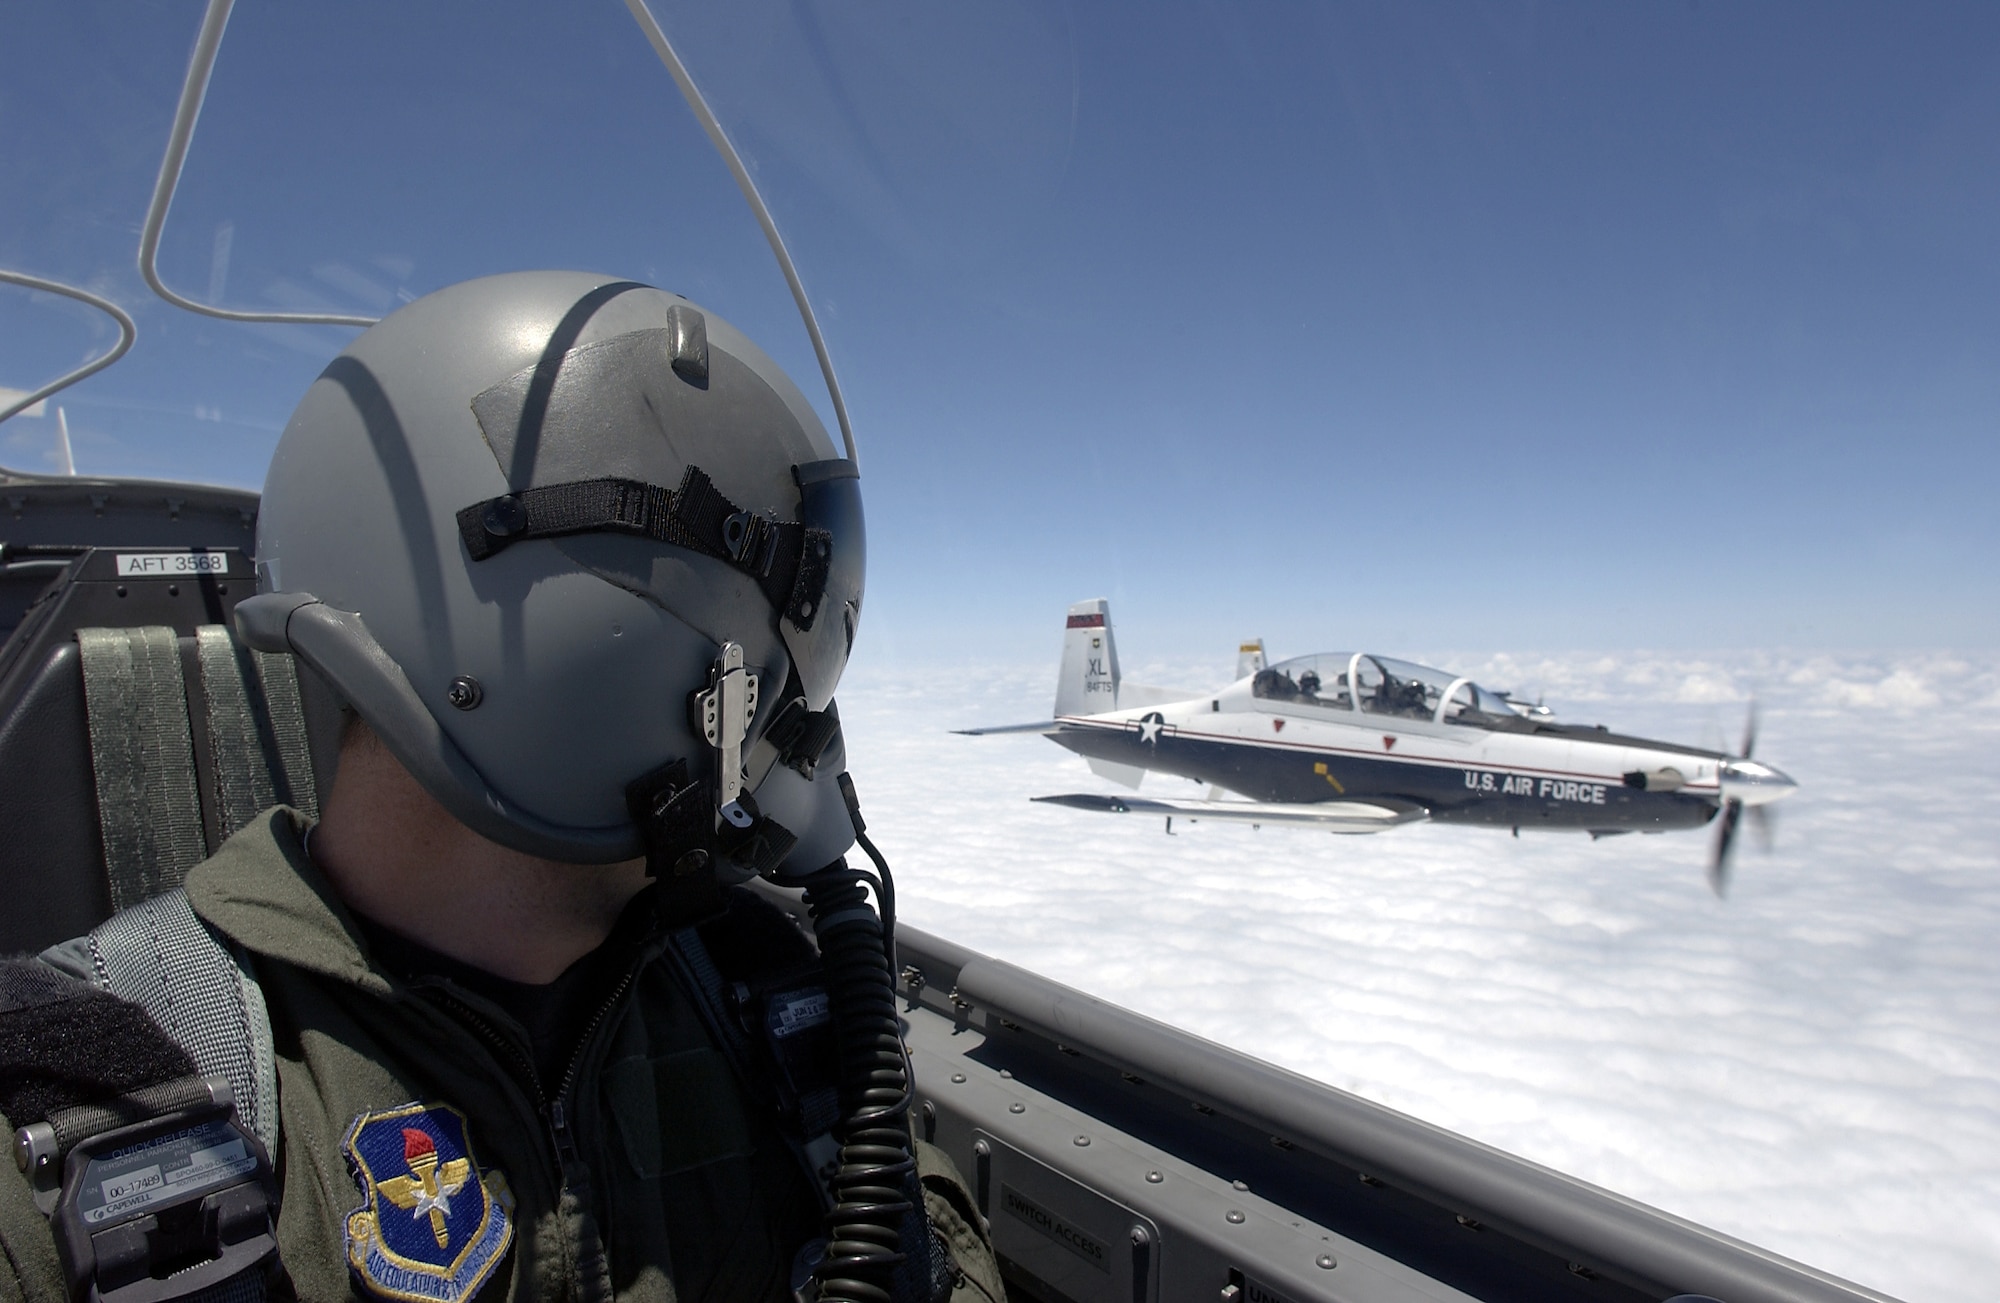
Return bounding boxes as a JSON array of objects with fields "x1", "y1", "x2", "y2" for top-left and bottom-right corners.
[{"x1": 343, "y1": 1103, "x2": 514, "y2": 1302}]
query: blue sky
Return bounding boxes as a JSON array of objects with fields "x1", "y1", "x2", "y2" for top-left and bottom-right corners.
[{"x1": 3, "y1": 2, "x2": 1996, "y2": 664}]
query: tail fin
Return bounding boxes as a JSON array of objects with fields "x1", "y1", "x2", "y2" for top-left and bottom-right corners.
[
  {"x1": 1054, "y1": 598, "x2": 1120, "y2": 717},
  {"x1": 1236, "y1": 639, "x2": 1267, "y2": 681}
]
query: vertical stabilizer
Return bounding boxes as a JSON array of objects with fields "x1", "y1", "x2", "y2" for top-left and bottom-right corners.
[
  {"x1": 1054, "y1": 598, "x2": 1120, "y2": 717},
  {"x1": 1236, "y1": 639, "x2": 1266, "y2": 681}
]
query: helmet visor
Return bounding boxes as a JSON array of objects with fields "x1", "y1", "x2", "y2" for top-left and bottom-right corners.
[{"x1": 782, "y1": 459, "x2": 864, "y2": 710}]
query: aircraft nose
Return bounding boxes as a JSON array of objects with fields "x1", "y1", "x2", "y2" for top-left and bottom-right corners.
[{"x1": 1720, "y1": 758, "x2": 1798, "y2": 805}]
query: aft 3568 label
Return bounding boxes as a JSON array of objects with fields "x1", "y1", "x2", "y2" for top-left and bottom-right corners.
[{"x1": 114, "y1": 551, "x2": 230, "y2": 577}]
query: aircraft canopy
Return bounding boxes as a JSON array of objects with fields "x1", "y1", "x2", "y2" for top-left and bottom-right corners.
[{"x1": 1253, "y1": 654, "x2": 1520, "y2": 726}]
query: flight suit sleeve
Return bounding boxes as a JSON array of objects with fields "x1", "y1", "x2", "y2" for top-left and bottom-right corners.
[{"x1": 915, "y1": 1140, "x2": 1003, "y2": 1303}]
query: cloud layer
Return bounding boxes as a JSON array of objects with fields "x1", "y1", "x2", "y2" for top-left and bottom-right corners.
[{"x1": 839, "y1": 648, "x2": 2000, "y2": 1303}]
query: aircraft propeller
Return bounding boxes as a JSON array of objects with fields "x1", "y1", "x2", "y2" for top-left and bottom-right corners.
[{"x1": 1708, "y1": 702, "x2": 1779, "y2": 896}]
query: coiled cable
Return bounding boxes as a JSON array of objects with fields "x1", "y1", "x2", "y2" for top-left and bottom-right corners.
[{"x1": 799, "y1": 858, "x2": 914, "y2": 1303}]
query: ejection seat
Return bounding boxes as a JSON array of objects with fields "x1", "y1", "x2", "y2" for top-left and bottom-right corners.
[{"x1": 0, "y1": 484, "x2": 344, "y2": 955}]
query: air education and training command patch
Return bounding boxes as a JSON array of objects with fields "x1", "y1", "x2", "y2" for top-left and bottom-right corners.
[{"x1": 343, "y1": 1103, "x2": 515, "y2": 1302}]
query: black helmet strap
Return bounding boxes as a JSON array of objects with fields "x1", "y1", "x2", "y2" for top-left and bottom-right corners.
[{"x1": 456, "y1": 464, "x2": 830, "y2": 631}]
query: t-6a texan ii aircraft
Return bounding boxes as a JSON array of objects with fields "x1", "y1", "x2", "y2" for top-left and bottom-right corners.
[{"x1": 962, "y1": 599, "x2": 1798, "y2": 892}]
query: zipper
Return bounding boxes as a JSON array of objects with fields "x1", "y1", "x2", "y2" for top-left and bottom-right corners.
[
  {"x1": 415, "y1": 950, "x2": 649, "y2": 1301},
  {"x1": 546, "y1": 966, "x2": 639, "y2": 1171},
  {"x1": 422, "y1": 968, "x2": 639, "y2": 1172},
  {"x1": 425, "y1": 985, "x2": 549, "y2": 1111},
  {"x1": 545, "y1": 965, "x2": 641, "y2": 1303}
]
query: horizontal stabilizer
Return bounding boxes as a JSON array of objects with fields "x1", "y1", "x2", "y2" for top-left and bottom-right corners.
[
  {"x1": 953, "y1": 720, "x2": 1060, "y2": 736},
  {"x1": 1032, "y1": 793, "x2": 1426, "y2": 834}
]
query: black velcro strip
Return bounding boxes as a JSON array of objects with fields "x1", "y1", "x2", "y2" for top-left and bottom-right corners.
[
  {"x1": 458, "y1": 478, "x2": 678, "y2": 561},
  {"x1": 0, "y1": 960, "x2": 199, "y2": 1127},
  {"x1": 668, "y1": 466, "x2": 734, "y2": 553},
  {"x1": 527, "y1": 479, "x2": 663, "y2": 539}
]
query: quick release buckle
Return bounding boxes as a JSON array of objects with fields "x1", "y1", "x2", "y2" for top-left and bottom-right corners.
[{"x1": 19, "y1": 1076, "x2": 278, "y2": 1303}]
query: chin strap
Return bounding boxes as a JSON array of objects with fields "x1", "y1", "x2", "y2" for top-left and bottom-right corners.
[{"x1": 625, "y1": 760, "x2": 799, "y2": 927}]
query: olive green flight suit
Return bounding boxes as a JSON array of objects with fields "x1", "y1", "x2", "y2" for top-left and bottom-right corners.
[{"x1": 0, "y1": 809, "x2": 1001, "y2": 1302}]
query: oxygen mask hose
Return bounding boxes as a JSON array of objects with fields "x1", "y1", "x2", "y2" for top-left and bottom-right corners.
[{"x1": 798, "y1": 858, "x2": 915, "y2": 1303}]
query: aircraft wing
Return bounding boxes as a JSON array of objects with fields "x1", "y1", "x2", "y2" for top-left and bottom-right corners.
[
  {"x1": 1031, "y1": 793, "x2": 1427, "y2": 833},
  {"x1": 952, "y1": 720, "x2": 1060, "y2": 736}
]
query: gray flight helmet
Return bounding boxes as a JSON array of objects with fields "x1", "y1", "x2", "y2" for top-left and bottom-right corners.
[{"x1": 235, "y1": 271, "x2": 864, "y2": 870}]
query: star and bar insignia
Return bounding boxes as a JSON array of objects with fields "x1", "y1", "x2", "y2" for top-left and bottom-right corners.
[{"x1": 343, "y1": 1103, "x2": 514, "y2": 1302}]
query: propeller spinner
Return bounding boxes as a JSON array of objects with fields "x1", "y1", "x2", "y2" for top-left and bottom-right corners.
[{"x1": 1708, "y1": 703, "x2": 1797, "y2": 896}]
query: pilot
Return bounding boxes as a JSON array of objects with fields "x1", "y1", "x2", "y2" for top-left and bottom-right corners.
[
  {"x1": 0, "y1": 274, "x2": 1000, "y2": 1302},
  {"x1": 1388, "y1": 678, "x2": 1422, "y2": 717},
  {"x1": 1298, "y1": 669, "x2": 1322, "y2": 699},
  {"x1": 1402, "y1": 680, "x2": 1431, "y2": 717}
]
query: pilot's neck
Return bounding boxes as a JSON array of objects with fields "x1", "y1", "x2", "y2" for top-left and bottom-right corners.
[{"x1": 308, "y1": 720, "x2": 649, "y2": 985}]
